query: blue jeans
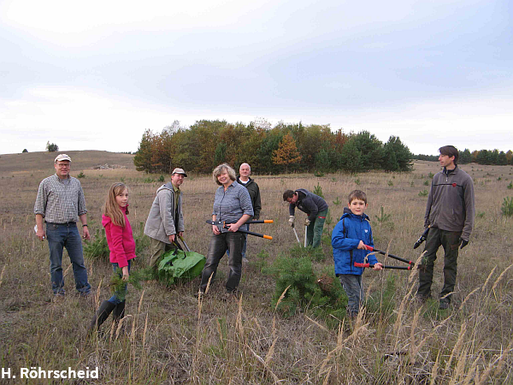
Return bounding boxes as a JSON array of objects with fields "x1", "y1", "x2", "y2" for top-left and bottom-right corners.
[
  {"x1": 200, "y1": 231, "x2": 245, "y2": 293},
  {"x1": 108, "y1": 261, "x2": 131, "y2": 305},
  {"x1": 46, "y1": 222, "x2": 91, "y2": 295}
]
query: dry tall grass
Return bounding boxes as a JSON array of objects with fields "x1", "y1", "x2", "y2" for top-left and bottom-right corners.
[{"x1": 1, "y1": 151, "x2": 512, "y2": 384}]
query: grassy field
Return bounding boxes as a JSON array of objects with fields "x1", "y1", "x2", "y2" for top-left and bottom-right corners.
[{"x1": 1, "y1": 151, "x2": 512, "y2": 384}]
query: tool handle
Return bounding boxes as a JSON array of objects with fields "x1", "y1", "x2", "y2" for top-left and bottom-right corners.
[
  {"x1": 354, "y1": 262, "x2": 371, "y2": 268},
  {"x1": 247, "y1": 220, "x2": 273, "y2": 224},
  {"x1": 354, "y1": 262, "x2": 412, "y2": 270},
  {"x1": 363, "y1": 245, "x2": 414, "y2": 266},
  {"x1": 205, "y1": 220, "x2": 273, "y2": 239},
  {"x1": 239, "y1": 228, "x2": 273, "y2": 240}
]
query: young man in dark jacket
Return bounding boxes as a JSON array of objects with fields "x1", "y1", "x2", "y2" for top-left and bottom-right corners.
[
  {"x1": 416, "y1": 145, "x2": 475, "y2": 309},
  {"x1": 283, "y1": 188, "x2": 329, "y2": 248},
  {"x1": 236, "y1": 163, "x2": 261, "y2": 261}
]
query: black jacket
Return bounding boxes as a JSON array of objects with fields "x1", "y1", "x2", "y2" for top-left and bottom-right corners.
[
  {"x1": 288, "y1": 188, "x2": 329, "y2": 222},
  {"x1": 237, "y1": 177, "x2": 261, "y2": 220}
]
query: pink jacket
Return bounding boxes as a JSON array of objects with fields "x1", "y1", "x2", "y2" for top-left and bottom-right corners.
[{"x1": 102, "y1": 206, "x2": 136, "y2": 268}]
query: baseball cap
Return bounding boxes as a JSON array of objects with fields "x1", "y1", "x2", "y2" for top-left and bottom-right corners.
[
  {"x1": 172, "y1": 167, "x2": 187, "y2": 177},
  {"x1": 54, "y1": 154, "x2": 72, "y2": 162}
]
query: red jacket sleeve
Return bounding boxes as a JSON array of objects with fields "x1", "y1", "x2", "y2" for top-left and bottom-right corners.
[{"x1": 108, "y1": 222, "x2": 129, "y2": 268}]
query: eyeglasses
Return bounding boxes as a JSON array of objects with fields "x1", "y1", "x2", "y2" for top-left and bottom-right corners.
[{"x1": 56, "y1": 163, "x2": 70, "y2": 168}]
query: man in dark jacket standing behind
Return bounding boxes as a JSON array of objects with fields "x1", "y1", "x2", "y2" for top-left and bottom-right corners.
[
  {"x1": 283, "y1": 188, "x2": 329, "y2": 248},
  {"x1": 144, "y1": 168, "x2": 187, "y2": 269},
  {"x1": 416, "y1": 145, "x2": 475, "y2": 309},
  {"x1": 236, "y1": 163, "x2": 261, "y2": 261}
]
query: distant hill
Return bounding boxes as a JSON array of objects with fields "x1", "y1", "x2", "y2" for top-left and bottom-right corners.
[{"x1": 0, "y1": 150, "x2": 135, "y2": 173}]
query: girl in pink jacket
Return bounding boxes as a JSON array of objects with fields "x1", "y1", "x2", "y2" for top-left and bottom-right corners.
[{"x1": 88, "y1": 182, "x2": 137, "y2": 333}]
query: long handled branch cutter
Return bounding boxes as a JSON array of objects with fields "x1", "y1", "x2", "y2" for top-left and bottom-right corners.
[
  {"x1": 206, "y1": 220, "x2": 273, "y2": 240},
  {"x1": 292, "y1": 227, "x2": 301, "y2": 244},
  {"x1": 178, "y1": 235, "x2": 191, "y2": 252},
  {"x1": 354, "y1": 262, "x2": 413, "y2": 270},
  {"x1": 353, "y1": 244, "x2": 415, "y2": 270}
]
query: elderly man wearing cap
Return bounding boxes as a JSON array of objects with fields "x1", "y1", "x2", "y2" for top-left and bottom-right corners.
[
  {"x1": 34, "y1": 154, "x2": 92, "y2": 296},
  {"x1": 144, "y1": 168, "x2": 187, "y2": 269}
]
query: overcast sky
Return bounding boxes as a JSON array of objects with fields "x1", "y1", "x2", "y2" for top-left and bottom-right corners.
[{"x1": 1, "y1": 0, "x2": 512, "y2": 156}]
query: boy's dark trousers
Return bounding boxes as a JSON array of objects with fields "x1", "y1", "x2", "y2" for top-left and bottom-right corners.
[
  {"x1": 338, "y1": 274, "x2": 364, "y2": 316},
  {"x1": 417, "y1": 227, "x2": 462, "y2": 303}
]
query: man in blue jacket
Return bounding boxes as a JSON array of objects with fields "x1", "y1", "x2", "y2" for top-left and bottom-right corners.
[{"x1": 332, "y1": 190, "x2": 382, "y2": 317}]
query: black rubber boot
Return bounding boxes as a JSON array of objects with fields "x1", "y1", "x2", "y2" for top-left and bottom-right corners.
[
  {"x1": 88, "y1": 300, "x2": 116, "y2": 333},
  {"x1": 112, "y1": 301, "x2": 125, "y2": 322}
]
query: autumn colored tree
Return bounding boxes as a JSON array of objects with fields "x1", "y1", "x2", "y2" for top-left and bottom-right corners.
[
  {"x1": 133, "y1": 120, "x2": 416, "y2": 174},
  {"x1": 272, "y1": 133, "x2": 302, "y2": 173}
]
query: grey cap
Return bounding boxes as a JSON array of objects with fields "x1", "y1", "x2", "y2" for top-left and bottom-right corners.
[
  {"x1": 54, "y1": 154, "x2": 72, "y2": 162},
  {"x1": 172, "y1": 167, "x2": 187, "y2": 177}
]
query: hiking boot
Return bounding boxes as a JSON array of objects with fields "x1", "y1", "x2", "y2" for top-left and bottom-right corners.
[
  {"x1": 415, "y1": 295, "x2": 430, "y2": 305},
  {"x1": 223, "y1": 290, "x2": 240, "y2": 302}
]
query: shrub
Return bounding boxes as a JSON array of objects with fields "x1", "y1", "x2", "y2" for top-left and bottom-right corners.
[
  {"x1": 109, "y1": 268, "x2": 150, "y2": 301},
  {"x1": 84, "y1": 228, "x2": 109, "y2": 261},
  {"x1": 289, "y1": 244, "x2": 326, "y2": 261},
  {"x1": 158, "y1": 175, "x2": 165, "y2": 182},
  {"x1": 77, "y1": 171, "x2": 85, "y2": 179},
  {"x1": 507, "y1": 182, "x2": 513, "y2": 190},
  {"x1": 418, "y1": 190, "x2": 429, "y2": 197},
  {"x1": 265, "y1": 254, "x2": 346, "y2": 321},
  {"x1": 313, "y1": 183, "x2": 324, "y2": 198},
  {"x1": 501, "y1": 197, "x2": 513, "y2": 217},
  {"x1": 375, "y1": 206, "x2": 391, "y2": 224}
]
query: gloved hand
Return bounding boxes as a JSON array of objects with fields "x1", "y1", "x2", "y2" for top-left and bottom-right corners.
[
  {"x1": 288, "y1": 215, "x2": 295, "y2": 227},
  {"x1": 304, "y1": 218, "x2": 311, "y2": 226},
  {"x1": 459, "y1": 238, "x2": 468, "y2": 249}
]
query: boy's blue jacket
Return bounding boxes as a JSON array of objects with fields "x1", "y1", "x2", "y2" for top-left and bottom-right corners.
[{"x1": 332, "y1": 211, "x2": 378, "y2": 275}]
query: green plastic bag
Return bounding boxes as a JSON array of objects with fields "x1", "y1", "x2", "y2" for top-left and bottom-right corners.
[{"x1": 157, "y1": 248, "x2": 206, "y2": 285}]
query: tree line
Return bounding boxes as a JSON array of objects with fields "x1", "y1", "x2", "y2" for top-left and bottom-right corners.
[
  {"x1": 134, "y1": 120, "x2": 413, "y2": 175},
  {"x1": 415, "y1": 148, "x2": 513, "y2": 165}
]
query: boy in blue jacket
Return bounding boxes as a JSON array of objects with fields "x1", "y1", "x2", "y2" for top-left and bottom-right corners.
[{"x1": 332, "y1": 190, "x2": 382, "y2": 317}]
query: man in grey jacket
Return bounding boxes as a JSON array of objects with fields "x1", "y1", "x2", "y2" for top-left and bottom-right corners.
[
  {"x1": 144, "y1": 168, "x2": 187, "y2": 269},
  {"x1": 416, "y1": 145, "x2": 475, "y2": 309}
]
